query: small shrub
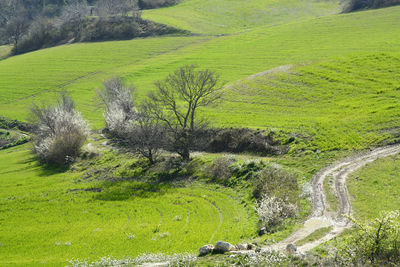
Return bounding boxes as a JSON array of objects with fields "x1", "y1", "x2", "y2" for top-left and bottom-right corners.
[
  {"x1": 253, "y1": 166, "x2": 298, "y2": 203},
  {"x1": 205, "y1": 157, "x2": 236, "y2": 181},
  {"x1": 97, "y1": 77, "x2": 136, "y2": 136},
  {"x1": 31, "y1": 93, "x2": 89, "y2": 165},
  {"x1": 256, "y1": 194, "x2": 297, "y2": 230}
]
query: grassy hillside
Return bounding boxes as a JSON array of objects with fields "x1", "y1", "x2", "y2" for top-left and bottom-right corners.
[
  {"x1": 0, "y1": 6, "x2": 400, "y2": 150},
  {"x1": 217, "y1": 53, "x2": 400, "y2": 151},
  {"x1": 348, "y1": 154, "x2": 400, "y2": 221},
  {"x1": 143, "y1": 0, "x2": 341, "y2": 35},
  {"x1": 0, "y1": 144, "x2": 257, "y2": 266},
  {"x1": 1, "y1": 1, "x2": 400, "y2": 265}
]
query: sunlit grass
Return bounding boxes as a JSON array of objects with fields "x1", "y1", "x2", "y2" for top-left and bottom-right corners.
[
  {"x1": 143, "y1": 0, "x2": 341, "y2": 35},
  {"x1": 348, "y1": 154, "x2": 400, "y2": 221},
  {"x1": 0, "y1": 145, "x2": 257, "y2": 266}
]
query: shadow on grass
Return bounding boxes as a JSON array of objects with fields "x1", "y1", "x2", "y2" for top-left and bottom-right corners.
[
  {"x1": 94, "y1": 180, "x2": 171, "y2": 201},
  {"x1": 19, "y1": 154, "x2": 70, "y2": 177}
]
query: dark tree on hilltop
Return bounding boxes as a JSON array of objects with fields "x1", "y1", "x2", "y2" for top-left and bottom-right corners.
[{"x1": 145, "y1": 65, "x2": 223, "y2": 161}]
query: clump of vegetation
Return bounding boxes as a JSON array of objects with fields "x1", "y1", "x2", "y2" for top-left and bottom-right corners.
[
  {"x1": 253, "y1": 166, "x2": 299, "y2": 203},
  {"x1": 138, "y1": 0, "x2": 180, "y2": 9},
  {"x1": 343, "y1": 0, "x2": 400, "y2": 12},
  {"x1": 0, "y1": 129, "x2": 29, "y2": 150},
  {"x1": 256, "y1": 195, "x2": 297, "y2": 231},
  {"x1": 0, "y1": 116, "x2": 33, "y2": 132},
  {"x1": 30, "y1": 93, "x2": 89, "y2": 165},
  {"x1": 204, "y1": 156, "x2": 236, "y2": 182},
  {"x1": 329, "y1": 211, "x2": 400, "y2": 266},
  {"x1": 98, "y1": 77, "x2": 165, "y2": 164},
  {"x1": 193, "y1": 128, "x2": 289, "y2": 155},
  {"x1": 97, "y1": 77, "x2": 136, "y2": 135},
  {"x1": 0, "y1": 0, "x2": 184, "y2": 55},
  {"x1": 101, "y1": 65, "x2": 223, "y2": 163}
]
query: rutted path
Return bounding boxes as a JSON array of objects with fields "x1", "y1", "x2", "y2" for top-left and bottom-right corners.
[{"x1": 266, "y1": 144, "x2": 400, "y2": 253}]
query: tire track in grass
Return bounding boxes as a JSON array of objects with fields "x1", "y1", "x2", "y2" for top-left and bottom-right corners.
[
  {"x1": 180, "y1": 192, "x2": 224, "y2": 244},
  {"x1": 207, "y1": 198, "x2": 224, "y2": 244}
]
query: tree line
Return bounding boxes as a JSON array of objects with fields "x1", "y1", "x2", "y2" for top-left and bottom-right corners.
[{"x1": 0, "y1": 0, "x2": 181, "y2": 55}]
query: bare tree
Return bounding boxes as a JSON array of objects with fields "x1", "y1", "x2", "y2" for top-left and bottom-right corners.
[
  {"x1": 97, "y1": 76, "x2": 164, "y2": 164},
  {"x1": 127, "y1": 104, "x2": 165, "y2": 164},
  {"x1": 95, "y1": 0, "x2": 139, "y2": 18},
  {"x1": 4, "y1": 11, "x2": 29, "y2": 53},
  {"x1": 59, "y1": 0, "x2": 88, "y2": 37},
  {"x1": 146, "y1": 65, "x2": 223, "y2": 161}
]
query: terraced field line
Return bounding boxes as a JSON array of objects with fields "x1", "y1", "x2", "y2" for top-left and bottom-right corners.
[{"x1": 266, "y1": 144, "x2": 400, "y2": 253}]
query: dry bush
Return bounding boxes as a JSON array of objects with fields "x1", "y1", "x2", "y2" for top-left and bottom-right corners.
[{"x1": 31, "y1": 93, "x2": 89, "y2": 165}]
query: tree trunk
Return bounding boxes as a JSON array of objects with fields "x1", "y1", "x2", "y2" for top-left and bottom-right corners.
[{"x1": 179, "y1": 147, "x2": 190, "y2": 161}]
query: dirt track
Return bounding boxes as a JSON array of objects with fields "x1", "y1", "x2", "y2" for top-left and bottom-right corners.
[{"x1": 266, "y1": 144, "x2": 400, "y2": 253}]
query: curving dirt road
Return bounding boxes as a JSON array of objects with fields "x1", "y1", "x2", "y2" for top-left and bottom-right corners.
[{"x1": 266, "y1": 144, "x2": 400, "y2": 253}]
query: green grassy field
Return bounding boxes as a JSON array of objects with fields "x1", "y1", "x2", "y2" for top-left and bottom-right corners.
[
  {"x1": 220, "y1": 53, "x2": 400, "y2": 151},
  {"x1": 0, "y1": 144, "x2": 258, "y2": 266},
  {"x1": 348, "y1": 154, "x2": 400, "y2": 221},
  {"x1": 0, "y1": 6, "x2": 399, "y2": 152},
  {"x1": 1, "y1": 0, "x2": 400, "y2": 265},
  {"x1": 143, "y1": 0, "x2": 341, "y2": 35}
]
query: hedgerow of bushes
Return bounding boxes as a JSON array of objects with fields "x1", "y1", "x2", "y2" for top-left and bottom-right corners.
[{"x1": 16, "y1": 16, "x2": 184, "y2": 55}]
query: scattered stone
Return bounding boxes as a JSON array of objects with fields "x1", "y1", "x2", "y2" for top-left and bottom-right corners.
[
  {"x1": 199, "y1": 244, "x2": 214, "y2": 256},
  {"x1": 228, "y1": 255, "x2": 236, "y2": 258},
  {"x1": 286, "y1": 243, "x2": 297, "y2": 255},
  {"x1": 235, "y1": 243, "x2": 248, "y2": 250},
  {"x1": 259, "y1": 227, "x2": 267, "y2": 236},
  {"x1": 214, "y1": 241, "x2": 235, "y2": 253}
]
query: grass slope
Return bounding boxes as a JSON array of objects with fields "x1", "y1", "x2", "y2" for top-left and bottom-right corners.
[
  {"x1": 220, "y1": 53, "x2": 400, "y2": 151},
  {"x1": 348, "y1": 154, "x2": 400, "y2": 221},
  {"x1": 0, "y1": 145, "x2": 257, "y2": 266},
  {"x1": 143, "y1": 0, "x2": 341, "y2": 35},
  {"x1": 0, "y1": 6, "x2": 399, "y2": 137}
]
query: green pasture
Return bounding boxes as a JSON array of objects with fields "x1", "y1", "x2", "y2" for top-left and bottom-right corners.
[
  {"x1": 143, "y1": 0, "x2": 341, "y2": 35},
  {"x1": 219, "y1": 53, "x2": 400, "y2": 151},
  {"x1": 348, "y1": 154, "x2": 400, "y2": 221},
  {"x1": 0, "y1": 6, "x2": 399, "y2": 145},
  {"x1": 0, "y1": 144, "x2": 257, "y2": 266}
]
